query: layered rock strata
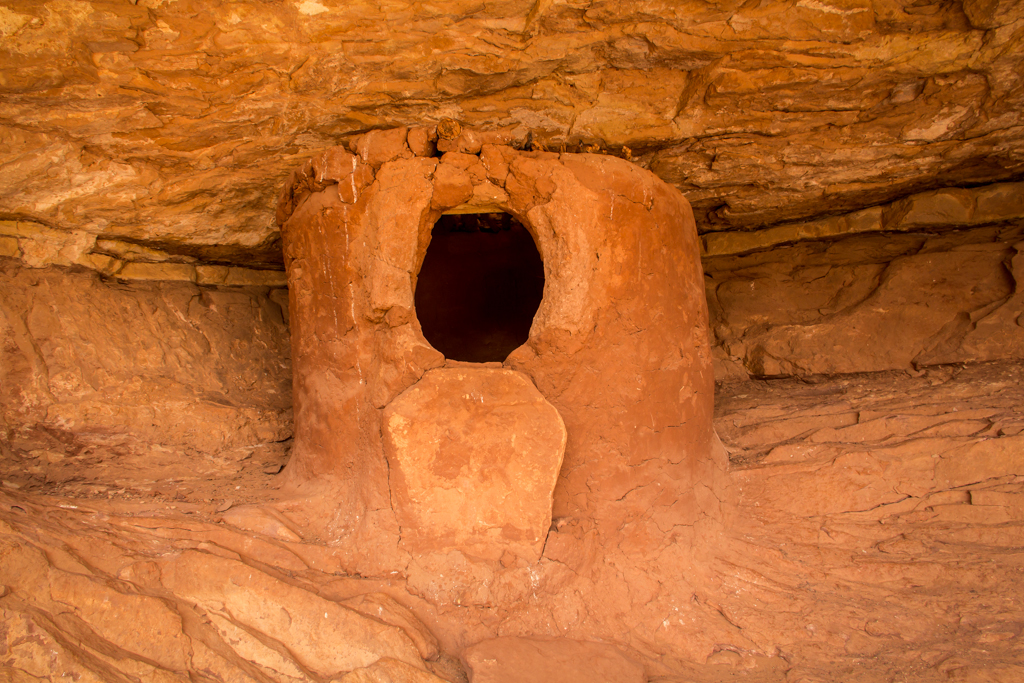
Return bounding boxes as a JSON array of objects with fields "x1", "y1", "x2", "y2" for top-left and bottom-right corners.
[
  {"x1": 705, "y1": 183, "x2": 1024, "y2": 380},
  {"x1": 0, "y1": 0, "x2": 1022, "y2": 677},
  {"x1": 0, "y1": 491, "x2": 459, "y2": 683},
  {"x1": 2, "y1": 1, "x2": 1023, "y2": 259},
  {"x1": 709, "y1": 362, "x2": 1024, "y2": 681},
  {"x1": 0, "y1": 260, "x2": 292, "y2": 500}
]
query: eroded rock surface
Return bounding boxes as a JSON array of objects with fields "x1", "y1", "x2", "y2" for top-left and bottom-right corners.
[
  {"x1": 1, "y1": 1, "x2": 1023, "y2": 679},
  {"x1": 0, "y1": 495, "x2": 459, "y2": 683},
  {"x1": 709, "y1": 362, "x2": 1024, "y2": 681},
  {"x1": 0, "y1": 260, "x2": 292, "y2": 501},
  {"x1": 706, "y1": 221, "x2": 1024, "y2": 380},
  {"x1": 1, "y1": 1, "x2": 1023, "y2": 262}
]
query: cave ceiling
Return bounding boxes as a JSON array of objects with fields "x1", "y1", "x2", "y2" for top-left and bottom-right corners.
[{"x1": 1, "y1": 0, "x2": 1022, "y2": 267}]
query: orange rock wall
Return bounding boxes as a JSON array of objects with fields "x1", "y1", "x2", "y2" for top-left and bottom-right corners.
[
  {"x1": 707, "y1": 223, "x2": 1024, "y2": 380},
  {"x1": 2, "y1": 203, "x2": 1023, "y2": 676},
  {"x1": 2, "y1": 208, "x2": 1022, "y2": 487},
  {"x1": 3, "y1": 0, "x2": 1022, "y2": 260},
  {"x1": 0, "y1": 260, "x2": 292, "y2": 472},
  {"x1": 3, "y1": 203, "x2": 1021, "y2": 473}
]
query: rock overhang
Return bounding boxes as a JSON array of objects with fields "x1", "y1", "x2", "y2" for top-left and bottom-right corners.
[{"x1": 1, "y1": 1, "x2": 1023, "y2": 266}]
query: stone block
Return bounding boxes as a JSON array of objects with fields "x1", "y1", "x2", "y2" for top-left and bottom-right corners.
[
  {"x1": 462, "y1": 637, "x2": 646, "y2": 683},
  {"x1": 354, "y1": 127, "x2": 413, "y2": 169},
  {"x1": 0, "y1": 235, "x2": 20, "y2": 257},
  {"x1": 973, "y1": 181, "x2": 1024, "y2": 224},
  {"x1": 430, "y1": 163, "x2": 474, "y2": 210},
  {"x1": 312, "y1": 145, "x2": 361, "y2": 183},
  {"x1": 894, "y1": 188, "x2": 973, "y2": 228},
  {"x1": 196, "y1": 264, "x2": 287, "y2": 287},
  {"x1": 407, "y1": 127, "x2": 437, "y2": 157},
  {"x1": 78, "y1": 252, "x2": 122, "y2": 275},
  {"x1": 117, "y1": 261, "x2": 196, "y2": 282},
  {"x1": 382, "y1": 368, "x2": 566, "y2": 562},
  {"x1": 436, "y1": 128, "x2": 482, "y2": 154},
  {"x1": 95, "y1": 238, "x2": 183, "y2": 262},
  {"x1": 0, "y1": 219, "x2": 45, "y2": 237},
  {"x1": 223, "y1": 267, "x2": 287, "y2": 287},
  {"x1": 479, "y1": 144, "x2": 513, "y2": 185},
  {"x1": 194, "y1": 264, "x2": 231, "y2": 284}
]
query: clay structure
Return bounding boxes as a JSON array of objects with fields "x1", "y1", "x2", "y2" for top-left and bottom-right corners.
[
  {"x1": 3, "y1": 2, "x2": 1024, "y2": 678},
  {"x1": 275, "y1": 130, "x2": 717, "y2": 576}
]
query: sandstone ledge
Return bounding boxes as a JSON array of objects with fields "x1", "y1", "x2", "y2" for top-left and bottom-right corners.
[
  {"x1": 6, "y1": 175, "x2": 1021, "y2": 284},
  {"x1": 0, "y1": 220, "x2": 285, "y2": 287},
  {"x1": 702, "y1": 180, "x2": 1024, "y2": 258},
  {"x1": 1, "y1": 2, "x2": 1022, "y2": 247}
]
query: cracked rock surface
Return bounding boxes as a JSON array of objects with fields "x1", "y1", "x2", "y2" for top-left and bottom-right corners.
[
  {"x1": 710, "y1": 361, "x2": 1024, "y2": 682},
  {"x1": 1, "y1": 0, "x2": 1023, "y2": 265},
  {"x1": 2, "y1": 361, "x2": 1022, "y2": 681}
]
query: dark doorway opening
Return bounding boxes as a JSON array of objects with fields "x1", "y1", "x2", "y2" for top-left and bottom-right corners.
[{"x1": 414, "y1": 213, "x2": 545, "y2": 363}]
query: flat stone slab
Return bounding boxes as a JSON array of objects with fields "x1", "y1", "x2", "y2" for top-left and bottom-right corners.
[
  {"x1": 462, "y1": 637, "x2": 646, "y2": 683},
  {"x1": 382, "y1": 368, "x2": 566, "y2": 561}
]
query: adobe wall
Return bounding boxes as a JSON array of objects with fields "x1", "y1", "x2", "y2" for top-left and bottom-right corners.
[{"x1": 274, "y1": 130, "x2": 720, "y2": 583}]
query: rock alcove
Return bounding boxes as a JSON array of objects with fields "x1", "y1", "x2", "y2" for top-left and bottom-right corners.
[
  {"x1": 2, "y1": 119, "x2": 1023, "y2": 683},
  {"x1": 2, "y1": 1, "x2": 1024, "y2": 678}
]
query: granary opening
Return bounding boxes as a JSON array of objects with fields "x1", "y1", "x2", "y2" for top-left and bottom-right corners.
[{"x1": 414, "y1": 212, "x2": 544, "y2": 363}]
